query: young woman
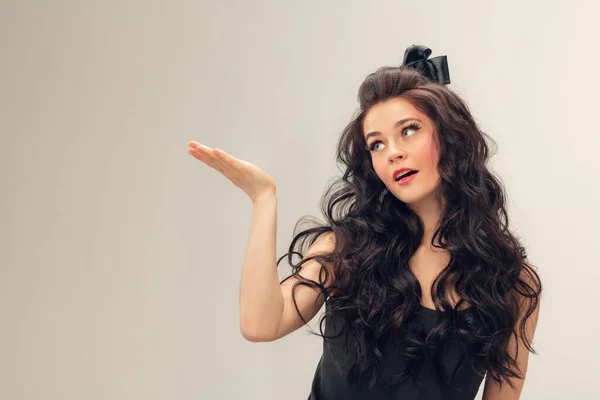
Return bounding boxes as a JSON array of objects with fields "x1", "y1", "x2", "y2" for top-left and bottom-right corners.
[{"x1": 188, "y1": 45, "x2": 542, "y2": 400}]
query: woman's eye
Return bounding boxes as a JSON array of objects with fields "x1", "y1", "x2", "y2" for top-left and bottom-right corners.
[
  {"x1": 403, "y1": 124, "x2": 420, "y2": 137},
  {"x1": 368, "y1": 124, "x2": 420, "y2": 152},
  {"x1": 370, "y1": 142, "x2": 382, "y2": 151}
]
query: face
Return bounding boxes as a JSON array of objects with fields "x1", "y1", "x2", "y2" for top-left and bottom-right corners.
[{"x1": 362, "y1": 97, "x2": 442, "y2": 207}]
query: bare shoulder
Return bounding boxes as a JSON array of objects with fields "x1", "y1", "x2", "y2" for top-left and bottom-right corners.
[
  {"x1": 266, "y1": 232, "x2": 339, "y2": 341},
  {"x1": 520, "y1": 261, "x2": 540, "y2": 280},
  {"x1": 518, "y1": 262, "x2": 543, "y2": 299},
  {"x1": 306, "y1": 231, "x2": 337, "y2": 257},
  {"x1": 307, "y1": 231, "x2": 338, "y2": 290},
  {"x1": 515, "y1": 261, "x2": 543, "y2": 323},
  {"x1": 283, "y1": 231, "x2": 338, "y2": 289}
]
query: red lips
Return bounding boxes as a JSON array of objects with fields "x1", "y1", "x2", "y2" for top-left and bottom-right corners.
[{"x1": 393, "y1": 167, "x2": 418, "y2": 181}]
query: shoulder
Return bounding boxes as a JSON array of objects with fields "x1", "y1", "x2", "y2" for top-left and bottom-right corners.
[
  {"x1": 514, "y1": 261, "x2": 543, "y2": 323},
  {"x1": 517, "y1": 262, "x2": 542, "y2": 297},
  {"x1": 304, "y1": 231, "x2": 339, "y2": 295},
  {"x1": 305, "y1": 231, "x2": 337, "y2": 257}
]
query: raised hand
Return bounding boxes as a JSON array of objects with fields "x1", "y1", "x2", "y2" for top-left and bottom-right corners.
[{"x1": 188, "y1": 141, "x2": 276, "y2": 202}]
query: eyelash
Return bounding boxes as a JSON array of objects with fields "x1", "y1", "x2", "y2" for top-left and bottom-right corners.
[{"x1": 366, "y1": 122, "x2": 422, "y2": 152}]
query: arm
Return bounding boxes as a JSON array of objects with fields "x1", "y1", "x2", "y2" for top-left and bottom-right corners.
[
  {"x1": 238, "y1": 192, "x2": 337, "y2": 342},
  {"x1": 267, "y1": 231, "x2": 337, "y2": 341},
  {"x1": 482, "y1": 264, "x2": 542, "y2": 400},
  {"x1": 186, "y1": 143, "x2": 296, "y2": 342},
  {"x1": 238, "y1": 193, "x2": 284, "y2": 341}
]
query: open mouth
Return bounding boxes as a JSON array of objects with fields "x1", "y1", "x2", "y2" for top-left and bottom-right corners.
[{"x1": 395, "y1": 170, "x2": 418, "y2": 181}]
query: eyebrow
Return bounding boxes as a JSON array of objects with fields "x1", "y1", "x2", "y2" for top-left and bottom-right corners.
[{"x1": 364, "y1": 118, "x2": 423, "y2": 141}]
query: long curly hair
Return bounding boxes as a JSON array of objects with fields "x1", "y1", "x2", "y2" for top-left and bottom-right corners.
[{"x1": 277, "y1": 65, "x2": 542, "y2": 392}]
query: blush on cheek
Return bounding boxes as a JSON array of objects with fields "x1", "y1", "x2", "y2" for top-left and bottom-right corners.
[
  {"x1": 411, "y1": 143, "x2": 441, "y2": 190},
  {"x1": 425, "y1": 141, "x2": 441, "y2": 171}
]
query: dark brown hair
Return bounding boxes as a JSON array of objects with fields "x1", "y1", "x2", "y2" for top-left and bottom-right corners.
[{"x1": 278, "y1": 65, "x2": 542, "y2": 392}]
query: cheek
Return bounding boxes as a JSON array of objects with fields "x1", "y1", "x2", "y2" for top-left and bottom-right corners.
[
  {"x1": 374, "y1": 161, "x2": 389, "y2": 183},
  {"x1": 422, "y1": 143, "x2": 440, "y2": 173}
]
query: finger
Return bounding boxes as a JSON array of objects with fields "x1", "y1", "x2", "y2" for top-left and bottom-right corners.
[
  {"x1": 213, "y1": 148, "x2": 241, "y2": 168},
  {"x1": 188, "y1": 143, "x2": 239, "y2": 178},
  {"x1": 212, "y1": 149, "x2": 237, "y2": 175},
  {"x1": 190, "y1": 144, "x2": 232, "y2": 169},
  {"x1": 188, "y1": 147, "x2": 225, "y2": 174},
  {"x1": 212, "y1": 149, "x2": 249, "y2": 187},
  {"x1": 188, "y1": 141, "x2": 217, "y2": 162},
  {"x1": 189, "y1": 141, "x2": 211, "y2": 153}
]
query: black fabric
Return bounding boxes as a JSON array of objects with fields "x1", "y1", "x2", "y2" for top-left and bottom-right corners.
[{"x1": 307, "y1": 299, "x2": 485, "y2": 400}]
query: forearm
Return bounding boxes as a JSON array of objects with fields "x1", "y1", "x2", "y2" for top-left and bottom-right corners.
[{"x1": 238, "y1": 192, "x2": 284, "y2": 340}]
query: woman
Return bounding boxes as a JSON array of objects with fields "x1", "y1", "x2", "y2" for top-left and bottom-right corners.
[{"x1": 188, "y1": 45, "x2": 542, "y2": 400}]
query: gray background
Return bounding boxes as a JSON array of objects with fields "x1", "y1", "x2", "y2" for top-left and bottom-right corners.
[{"x1": 1, "y1": 0, "x2": 598, "y2": 399}]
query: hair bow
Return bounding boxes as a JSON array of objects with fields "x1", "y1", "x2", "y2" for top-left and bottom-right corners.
[{"x1": 401, "y1": 45, "x2": 451, "y2": 85}]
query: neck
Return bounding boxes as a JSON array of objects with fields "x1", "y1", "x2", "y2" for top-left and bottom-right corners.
[{"x1": 408, "y1": 194, "x2": 446, "y2": 249}]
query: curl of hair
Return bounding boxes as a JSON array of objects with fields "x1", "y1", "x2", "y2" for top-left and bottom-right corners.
[{"x1": 277, "y1": 65, "x2": 542, "y2": 392}]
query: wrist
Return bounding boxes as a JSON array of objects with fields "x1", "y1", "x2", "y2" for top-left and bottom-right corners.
[{"x1": 252, "y1": 189, "x2": 277, "y2": 204}]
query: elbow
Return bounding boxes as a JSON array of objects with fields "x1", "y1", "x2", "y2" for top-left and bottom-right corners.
[
  {"x1": 240, "y1": 312, "x2": 281, "y2": 342},
  {"x1": 240, "y1": 325, "x2": 275, "y2": 343}
]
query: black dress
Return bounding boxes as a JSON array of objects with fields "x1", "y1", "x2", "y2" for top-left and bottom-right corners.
[{"x1": 308, "y1": 297, "x2": 485, "y2": 400}]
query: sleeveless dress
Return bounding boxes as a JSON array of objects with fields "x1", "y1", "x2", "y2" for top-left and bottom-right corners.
[{"x1": 307, "y1": 297, "x2": 486, "y2": 400}]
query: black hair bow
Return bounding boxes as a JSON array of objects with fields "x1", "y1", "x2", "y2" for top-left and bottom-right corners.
[{"x1": 402, "y1": 44, "x2": 451, "y2": 85}]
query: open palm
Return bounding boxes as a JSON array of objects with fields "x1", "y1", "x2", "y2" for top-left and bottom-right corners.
[{"x1": 188, "y1": 141, "x2": 276, "y2": 202}]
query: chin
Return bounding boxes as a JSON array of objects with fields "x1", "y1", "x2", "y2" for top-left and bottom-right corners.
[{"x1": 393, "y1": 189, "x2": 436, "y2": 207}]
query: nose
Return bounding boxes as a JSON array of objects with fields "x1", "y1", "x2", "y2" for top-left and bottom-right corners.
[{"x1": 387, "y1": 144, "x2": 407, "y2": 164}]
